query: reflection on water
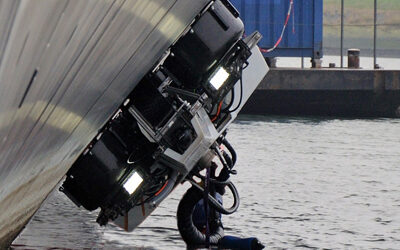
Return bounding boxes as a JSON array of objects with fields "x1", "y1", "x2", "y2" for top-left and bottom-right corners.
[{"x1": 13, "y1": 116, "x2": 400, "y2": 249}]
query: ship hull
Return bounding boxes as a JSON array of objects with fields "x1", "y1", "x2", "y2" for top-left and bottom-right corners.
[{"x1": 0, "y1": 0, "x2": 208, "y2": 247}]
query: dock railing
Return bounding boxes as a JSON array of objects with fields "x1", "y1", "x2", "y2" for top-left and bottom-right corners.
[{"x1": 325, "y1": 0, "x2": 400, "y2": 69}]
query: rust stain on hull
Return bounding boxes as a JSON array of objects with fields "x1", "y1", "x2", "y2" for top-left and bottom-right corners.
[{"x1": 0, "y1": 164, "x2": 69, "y2": 249}]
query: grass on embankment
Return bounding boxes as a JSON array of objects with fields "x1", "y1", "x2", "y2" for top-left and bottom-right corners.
[{"x1": 323, "y1": 0, "x2": 400, "y2": 54}]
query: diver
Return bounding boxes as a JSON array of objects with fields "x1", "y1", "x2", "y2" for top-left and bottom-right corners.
[{"x1": 177, "y1": 141, "x2": 265, "y2": 250}]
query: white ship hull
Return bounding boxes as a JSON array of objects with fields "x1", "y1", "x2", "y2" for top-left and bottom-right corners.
[{"x1": 0, "y1": 0, "x2": 209, "y2": 247}]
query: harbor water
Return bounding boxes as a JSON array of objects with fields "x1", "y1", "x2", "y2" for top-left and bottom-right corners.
[{"x1": 13, "y1": 115, "x2": 400, "y2": 249}]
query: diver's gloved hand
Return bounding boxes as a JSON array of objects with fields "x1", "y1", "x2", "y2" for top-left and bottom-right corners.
[
  {"x1": 218, "y1": 236, "x2": 265, "y2": 250},
  {"x1": 251, "y1": 238, "x2": 265, "y2": 250}
]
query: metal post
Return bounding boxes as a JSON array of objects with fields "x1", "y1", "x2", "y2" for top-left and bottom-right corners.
[
  {"x1": 340, "y1": 0, "x2": 344, "y2": 68},
  {"x1": 374, "y1": 0, "x2": 377, "y2": 68},
  {"x1": 301, "y1": 56, "x2": 304, "y2": 69}
]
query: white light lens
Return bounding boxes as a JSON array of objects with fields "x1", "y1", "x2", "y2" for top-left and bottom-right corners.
[
  {"x1": 123, "y1": 172, "x2": 143, "y2": 195},
  {"x1": 210, "y1": 67, "x2": 229, "y2": 90}
]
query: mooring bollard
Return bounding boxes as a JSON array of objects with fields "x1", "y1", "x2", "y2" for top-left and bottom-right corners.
[
  {"x1": 312, "y1": 59, "x2": 322, "y2": 68},
  {"x1": 348, "y1": 48, "x2": 360, "y2": 68}
]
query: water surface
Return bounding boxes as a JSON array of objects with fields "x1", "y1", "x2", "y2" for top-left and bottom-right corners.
[{"x1": 13, "y1": 116, "x2": 400, "y2": 249}]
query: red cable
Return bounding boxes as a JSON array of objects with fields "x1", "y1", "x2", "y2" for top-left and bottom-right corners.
[
  {"x1": 155, "y1": 180, "x2": 169, "y2": 196},
  {"x1": 260, "y1": 0, "x2": 294, "y2": 54},
  {"x1": 211, "y1": 101, "x2": 223, "y2": 122}
]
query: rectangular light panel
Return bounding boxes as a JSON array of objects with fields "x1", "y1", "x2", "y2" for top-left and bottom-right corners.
[
  {"x1": 210, "y1": 67, "x2": 229, "y2": 90},
  {"x1": 123, "y1": 172, "x2": 143, "y2": 195}
]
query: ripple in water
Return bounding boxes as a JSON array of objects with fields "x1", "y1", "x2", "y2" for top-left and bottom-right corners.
[{"x1": 13, "y1": 116, "x2": 400, "y2": 249}]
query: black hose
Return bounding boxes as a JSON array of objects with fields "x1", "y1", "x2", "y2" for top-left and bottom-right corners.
[
  {"x1": 228, "y1": 70, "x2": 243, "y2": 113},
  {"x1": 194, "y1": 173, "x2": 231, "y2": 185},
  {"x1": 189, "y1": 180, "x2": 239, "y2": 215},
  {"x1": 214, "y1": 145, "x2": 230, "y2": 171},
  {"x1": 177, "y1": 186, "x2": 224, "y2": 246},
  {"x1": 222, "y1": 151, "x2": 233, "y2": 169},
  {"x1": 222, "y1": 138, "x2": 237, "y2": 166},
  {"x1": 194, "y1": 172, "x2": 229, "y2": 196}
]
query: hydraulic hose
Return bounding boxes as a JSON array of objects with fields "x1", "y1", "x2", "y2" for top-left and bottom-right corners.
[
  {"x1": 177, "y1": 186, "x2": 224, "y2": 247},
  {"x1": 222, "y1": 138, "x2": 236, "y2": 166},
  {"x1": 222, "y1": 151, "x2": 233, "y2": 169},
  {"x1": 188, "y1": 179, "x2": 239, "y2": 215},
  {"x1": 228, "y1": 69, "x2": 243, "y2": 113},
  {"x1": 194, "y1": 173, "x2": 232, "y2": 186}
]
